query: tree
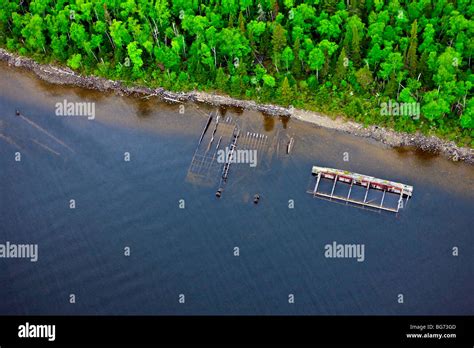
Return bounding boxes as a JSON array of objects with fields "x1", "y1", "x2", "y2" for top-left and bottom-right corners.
[
  {"x1": 379, "y1": 52, "x2": 403, "y2": 81},
  {"x1": 247, "y1": 20, "x2": 266, "y2": 49},
  {"x1": 230, "y1": 75, "x2": 242, "y2": 96},
  {"x1": 50, "y1": 35, "x2": 68, "y2": 60},
  {"x1": 355, "y1": 66, "x2": 374, "y2": 91},
  {"x1": 154, "y1": 45, "x2": 180, "y2": 71},
  {"x1": 318, "y1": 40, "x2": 338, "y2": 79},
  {"x1": 70, "y1": 23, "x2": 88, "y2": 52},
  {"x1": 367, "y1": 43, "x2": 383, "y2": 69},
  {"x1": 279, "y1": 76, "x2": 293, "y2": 106},
  {"x1": 281, "y1": 46, "x2": 294, "y2": 72},
  {"x1": 205, "y1": 26, "x2": 218, "y2": 68},
  {"x1": 218, "y1": 28, "x2": 250, "y2": 61},
  {"x1": 367, "y1": 21, "x2": 385, "y2": 47},
  {"x1": 418, "y1": 23, "x2": 437, "y2": 53},
  {"x1": 283, "y1": 0, "x2": 294, "y2": 9},
  {"x1": 238, "y1": 11, "x2": 246, "y2": 33},
  {"x1": 349, "y1": 21, "x2": 361, "y2": 67},
  {"x1": 399, "y1": 88, "x2": 416, "y2": 103},
  {"x1": 460, "y1": 98, "x2": 474, "y2": 129},
  {"x1": 221, "y1": 0, "x2": 239, "y2": 17},
  {"x1": 127, "y1": 41, "x2": 144, "y2": 77},
  {"x1": 334, "y1": 47, "x2": 348, "y2": 82},
  {"x1": 272, "y1": 23, "x2": 287, "y2": 53},
  {"x1": 20, "y1": 14, "x2": 45, "y2": 52},
  {"x1": 109, "y1": 20, "x2": 131, "y2": 49},
  {"x1": 262, "y1": 74, "x2": 276, "y2": 88},
  {"x1": 199, "y1": 43, "x2": 214, "y2": 71},
  {"x1": 67, "y1": 54, "x2": 82, "y2": 70},
  {"x1": 291, "y1": 4, "x2": 316, "y2": 32},
  {"x1": 215, "y1": 67, "x2": 228, "y2": 91},
  {"x1": 405, "y1": 20, "x2": 418, "y2": 76},
  {"x1": 317, "y1": 14, "x2": 342, "y2": 40},
  {"x1": 291, "y1": 37, "x2": 303, "y2": 78},
  {"x1": 343, "y1": 15, "x2": 364, "y2": 67},
  {"x1": 422, "y1": 90, "x2": 450, "y2": 123},
  {"x1": 154, "y1": 0, "x2": 171, "y2": 28},
  {"x1": 272, "y1": 23, "x2": 287, "y2": 70},
  {"x1": 433, "y1": 47, "x2": 461, "y2": 89},
  {"x1": 308, "y1": 47, "x2": 325, "y2": 82}
]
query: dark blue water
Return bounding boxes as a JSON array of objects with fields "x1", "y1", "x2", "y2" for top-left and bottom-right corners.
[{"x1": 1, "y1": 64, "x2": 473, "y2": 315}]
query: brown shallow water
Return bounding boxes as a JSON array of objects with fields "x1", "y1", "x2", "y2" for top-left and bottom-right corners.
[{"x1": 4, "y1": 62, "x2": 472, "y2": 195}]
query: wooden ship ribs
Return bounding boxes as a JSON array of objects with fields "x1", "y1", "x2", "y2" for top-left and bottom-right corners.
[{"x1": 310, "y1": 166, "x2": 413, "y2": 213}]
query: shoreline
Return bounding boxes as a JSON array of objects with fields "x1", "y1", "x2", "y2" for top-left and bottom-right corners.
[{"x1": 1, "y1": 48, "x2": 472, "y2": 164}]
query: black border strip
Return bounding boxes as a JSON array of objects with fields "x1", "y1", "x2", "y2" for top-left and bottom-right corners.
[{"x1": 0, "y1": 315, "x2": 472, "y2": 345}]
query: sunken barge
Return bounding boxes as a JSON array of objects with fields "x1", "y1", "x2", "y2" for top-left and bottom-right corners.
[{"x1": 309, "y1": 166, "x2": 413, "y2": 213}]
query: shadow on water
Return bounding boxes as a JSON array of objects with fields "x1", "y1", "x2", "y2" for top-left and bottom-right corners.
[
  {"x1": 218, "y1": 106, "x2": 228, "y2": 116},
  {"x1": 279, "y1": 115, "x2": 290, "y2": 129},
  {"x1": 33, "y1": 77, "x2": 111, "y2": 103},
  {"x1": 218, "y1": 105, "x2": 244, "y2": 116},
  {"x1": 262, "y1": 114, "x2": 275, "y2": 132},
  {"x1": 394, "y1": 146, "x2": 441, "y2": 166},
  {"x1": 128, "y1": 97, "x2": 156, "y2": 118}
]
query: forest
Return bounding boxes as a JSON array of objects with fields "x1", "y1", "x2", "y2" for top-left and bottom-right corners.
[{"x1": 0, "y1": 0, "x2": 472, "y2": 146}]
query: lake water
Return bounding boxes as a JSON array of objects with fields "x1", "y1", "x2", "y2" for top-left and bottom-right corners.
[{"x1": 0, "y1": 63, "x2": 473, "y2": 315}]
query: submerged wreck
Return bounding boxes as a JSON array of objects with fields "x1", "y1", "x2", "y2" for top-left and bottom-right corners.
[{"x1": 309, "y1": 166, "x2": 413, "y2": 213}]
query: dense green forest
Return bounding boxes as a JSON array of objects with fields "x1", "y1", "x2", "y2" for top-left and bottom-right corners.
[{"x1": 0, "y1": 0, "x2": 473, "y2": 145}]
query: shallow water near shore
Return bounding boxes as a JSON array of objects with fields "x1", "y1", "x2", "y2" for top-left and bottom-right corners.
[{"x1": 1, "y1": 63, "x2": 473, "y2": 315}]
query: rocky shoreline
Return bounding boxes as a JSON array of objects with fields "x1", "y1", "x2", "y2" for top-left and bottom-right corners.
[{"x1": 1, "y1": 48, "x2": 472, "y2": 164}]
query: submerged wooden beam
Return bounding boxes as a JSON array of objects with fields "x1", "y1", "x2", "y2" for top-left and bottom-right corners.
[
  {"x1": 198, "y1": 112, "x2": 213, "y2": 145},
  {"x1": 380, "y1": 189, "x2": 386, "y2": 208},
  {"x1": 363, "y1": 181, "x2": 370, "y2": 203},
  {"x1": 330, "y1": 175, "x2": 338, "y2": 197},
  {"x1": 346, "y1": 180, "x2": 353, "y2": 200},
  {"x1": 313, "y1": 172, "x2": 321, "y2": 196}
]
